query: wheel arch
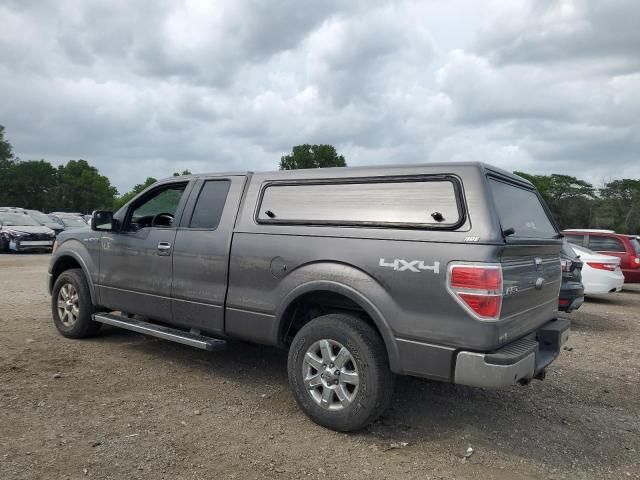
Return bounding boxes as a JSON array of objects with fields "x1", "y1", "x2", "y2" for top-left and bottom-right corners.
[
  {"x1": 49, "y1": 251, "x2": 97, "y2": 305},
  {"x1": 274, "y1": 280, "x2": 400, "y2": 373}
]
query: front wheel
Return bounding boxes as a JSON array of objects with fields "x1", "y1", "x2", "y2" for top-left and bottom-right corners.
[
  {"x1": 287, "y1": 313, "x2": 394, "y2": 432},
  {"x1": 51, "y1": 268, "x2": 102, "y2": 338}
]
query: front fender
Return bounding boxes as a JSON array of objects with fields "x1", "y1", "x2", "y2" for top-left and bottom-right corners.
[{"x1": 49, "y1": 239, "x2": 99, "y2": 304}]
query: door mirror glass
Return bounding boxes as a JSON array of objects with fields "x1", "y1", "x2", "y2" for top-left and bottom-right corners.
[{"x1": 91, "y1": 211, "x2": 114, "y2": 231}]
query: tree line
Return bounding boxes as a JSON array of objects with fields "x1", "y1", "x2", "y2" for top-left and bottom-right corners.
[{"x1": 1, "y1": 126, "x2": 638, "y2": 233}]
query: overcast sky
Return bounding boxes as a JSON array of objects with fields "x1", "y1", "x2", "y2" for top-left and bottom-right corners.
[{"x1": 1, "y1": 0, "x2": 638, "y2": 193}]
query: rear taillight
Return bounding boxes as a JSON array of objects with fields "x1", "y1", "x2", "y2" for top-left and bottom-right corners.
[
  {"x1": 633, "y1": 256, "x2": 640, "y2": 266},
  {"x1": 560, "y1": 258, "x2": 571, "y2": 272},
  {"x1": 448, "y1": 264, "x2": 502, "y2": 320},
  {"x1": 587, "y1": 262, "x2": 618, "y2": 271}
]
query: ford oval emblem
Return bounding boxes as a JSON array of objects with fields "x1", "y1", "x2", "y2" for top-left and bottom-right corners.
[{"x1": 535, "y1": 277, "x2": 545, "y2": 289}]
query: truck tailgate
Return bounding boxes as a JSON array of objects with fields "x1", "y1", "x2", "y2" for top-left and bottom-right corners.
[{"x1": 498, "y1": 244, "x2": 562, "y2": 346}]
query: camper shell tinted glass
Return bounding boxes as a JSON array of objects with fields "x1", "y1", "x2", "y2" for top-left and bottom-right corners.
[
  {"x1": 257, "y1": 176, "x2": 463, "y2": 229},
  {"x1": 488, "y1": 177, "x2": 557, "y2": 239}
]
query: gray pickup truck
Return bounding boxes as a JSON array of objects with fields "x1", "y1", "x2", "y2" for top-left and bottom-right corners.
[{"x1": 48, "y1": 162, "x2": 569, "y2": 431}]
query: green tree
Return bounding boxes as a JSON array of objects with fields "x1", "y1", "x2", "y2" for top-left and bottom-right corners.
[
  {"x1": 56, "y1": 159, "x2": 118, "y2": 213},
  {"x1": 113, "y1": 177, "x2": 157, "y2": 210},
  {"x1": 0, "y1": 125, "x2": 13, "y2": 163},
  {"x1": 599, "y1": 179, "x2": 640, "y2": 233},
  {"x1": 279, "y1": 144, "x2": 346, "y2": 170},
  {"x1": 7, "y1": 160, "x2": 58, "y2": 211},
  {"x1": 172, "y1": 169, "x2": 192, "y2": 176},
  {"x1": 0, "y1": 125, "x2": 17, "y2": 206}
]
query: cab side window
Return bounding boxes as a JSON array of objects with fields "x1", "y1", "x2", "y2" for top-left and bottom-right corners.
[
  {"x1": 189, "y1": 180, "x2": 231, "y2": 230},
  {"x1": 127, "y1": 183, "x2": 187, "y2": 231}
]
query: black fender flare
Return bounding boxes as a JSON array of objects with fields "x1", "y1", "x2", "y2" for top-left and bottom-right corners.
[{"x1": 273, "y1": 280, "x2": 400, "y2": 373}]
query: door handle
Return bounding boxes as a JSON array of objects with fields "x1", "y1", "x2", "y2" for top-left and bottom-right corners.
[{"x1": 157, "y1": 241, "x2": 171, "y2": 256}]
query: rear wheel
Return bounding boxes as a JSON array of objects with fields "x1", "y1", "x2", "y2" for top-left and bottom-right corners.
[
  {"x1": 51, "y1": 268, "x2": 101, "y2": 338},
  {"x1": 287, "y1": 313, "x2": 394, "y2": 431}
]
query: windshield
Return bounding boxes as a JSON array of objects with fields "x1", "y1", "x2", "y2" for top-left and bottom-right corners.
[
  {"x1": 60, "y1": 216, "x2": 88, "y2": 227},
  {"x1": 0, "y1": 212, "x2": 41, "y2": 227},
  {"x1": 488, "y1": 178, "x2": 557, "y2": 239},
  {"x1": 27, "y1": 210, "x2": 54, "y2": 224}
]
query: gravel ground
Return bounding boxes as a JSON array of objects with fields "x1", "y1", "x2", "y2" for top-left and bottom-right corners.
[{"x1": 1, "y1": 254, "x2": 639, "y2": 480}]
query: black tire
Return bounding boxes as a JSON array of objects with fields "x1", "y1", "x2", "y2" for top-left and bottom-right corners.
[
  {"x1": 287, "y1": 313, "x2": 394, "y2": 432},
  {"x1": 51, "y1": 268, "x2": 101, "y2": 338}
]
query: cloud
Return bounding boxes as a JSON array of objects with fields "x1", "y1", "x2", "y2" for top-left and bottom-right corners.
[{"x1": 0, "y1": 0, "x2": 638, "y2": 193}]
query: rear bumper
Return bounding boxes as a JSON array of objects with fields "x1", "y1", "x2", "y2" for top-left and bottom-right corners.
[
  {"x1": 454, "y1": 318, "x2": 570, "y2": 388},
  {"x1": 559, "y1": 282, "x2": 584, "y2": 312}
]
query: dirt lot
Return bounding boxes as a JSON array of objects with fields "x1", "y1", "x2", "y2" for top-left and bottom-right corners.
[{"x1": 1, "y1": 254, "x2": 639, "y2": 480}]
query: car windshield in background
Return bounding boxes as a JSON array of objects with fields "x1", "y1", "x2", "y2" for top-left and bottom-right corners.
[
  {"x1": 488, "y1": 178, "x2": 557, "y2": 239},
  {"x1": 0, "y1": 212, "x2": 41, "y2": 227},
  {"x1": 60, "y1": 217, "x2": 88, "y2": 227},
  {"x1": 28, "y1": 211, "x2": 54, "y2": 224}
]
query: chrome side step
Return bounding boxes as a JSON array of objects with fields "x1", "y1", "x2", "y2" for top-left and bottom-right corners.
[{"x1": 92, "y1": 313, "x2": 226, "y2": 351}]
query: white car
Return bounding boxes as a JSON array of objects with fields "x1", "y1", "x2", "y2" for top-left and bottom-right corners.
[{"x1": 570, "y1": 244, "x2": 624, "y2": 295}]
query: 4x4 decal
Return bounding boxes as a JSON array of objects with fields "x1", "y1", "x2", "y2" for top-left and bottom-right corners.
[{"x1": 379, "y1": 258, "x2": 440, "y2": 274}]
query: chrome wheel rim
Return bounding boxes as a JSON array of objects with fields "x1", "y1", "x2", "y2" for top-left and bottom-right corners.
[
  {"x1": 57, "y1": 283, "x2": 79, "y2": 327},
  {"x1": 303, "y1": 339, "x2": 359, "y2": 411}
]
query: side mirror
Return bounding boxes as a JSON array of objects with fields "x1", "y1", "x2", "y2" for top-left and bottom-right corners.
[{"x1": 91, "y1": 211, "x2": 114, "y2": 231}]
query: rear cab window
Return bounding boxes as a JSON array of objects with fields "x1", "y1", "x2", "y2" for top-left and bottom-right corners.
[
  {"x1": 257, "y1": 176, "x2": 463, "y2": 229},
  {"x1": 487, "y1": 177, "x2": 557, "y2": 239},
  {"x1": 630, "y1": 238, "x2": 640, "y2": 255}
]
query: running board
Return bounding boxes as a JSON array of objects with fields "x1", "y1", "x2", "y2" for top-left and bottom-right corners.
[{"x1": 92, "y1": 313, "x2": 226, "y2": 351}]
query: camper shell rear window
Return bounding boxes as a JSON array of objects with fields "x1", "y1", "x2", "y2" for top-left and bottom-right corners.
[
  {"x1": 488, "y1": 177, "x2": 557, "y2": 239},
  {"x1": 257, "y1": 176, "x2": 464, "y2": 229}
]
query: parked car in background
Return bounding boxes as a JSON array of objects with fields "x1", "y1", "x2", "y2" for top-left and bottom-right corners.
[
  {"x1": 570, "y1": 244, "x2": 624, "y2": 295},
  {"x1": 49, "y1": 214, "x2": 90, "y2": 230},
  {"x1": 563, "y1": 229, "x2": 640, "y2": 283},
  {"x1": 0, "y1": 211, "x2": 56, "y2": 252},
  {"x1": 50, "y1": 212, "x2": 85, "y2": 217},
  {"x1": 21, "y1": 209, "x2": 64, "y2": 236},
  {"x1": 559, "y1": 240, "x2": 584, "y2": 312}
]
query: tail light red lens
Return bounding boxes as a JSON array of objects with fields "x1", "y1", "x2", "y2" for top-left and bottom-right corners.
[
  {"x1": 457, "y1": 293, "x2": 501, "y2": 318},
  {"x1": 587, "y1": 262, "x2": 617, "y2": 271},
  {"x1": 632, "y1": 256, "x2": 640, "y2": 266},
  {"x1": 450, "y1": 266, "x2": 501, "y2": 290},
  {"x1": 448, "y1": 264, "x2": 502, "y2": 320}
]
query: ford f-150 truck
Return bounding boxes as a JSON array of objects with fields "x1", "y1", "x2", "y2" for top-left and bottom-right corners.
[{"x1": 48, "y1": 162, "x2": 569, "y2": 431}]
